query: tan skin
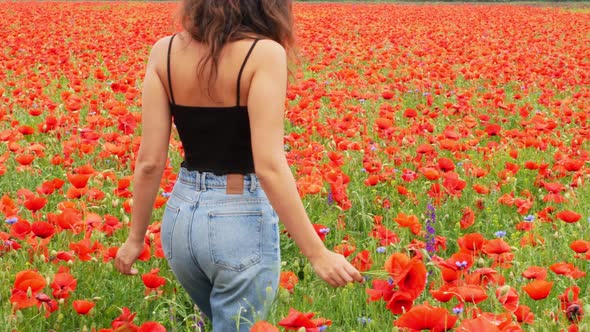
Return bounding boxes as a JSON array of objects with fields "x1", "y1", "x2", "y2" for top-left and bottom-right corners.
[{"x1": 114, "y1": 32, "x2": 364, "y2": 288}]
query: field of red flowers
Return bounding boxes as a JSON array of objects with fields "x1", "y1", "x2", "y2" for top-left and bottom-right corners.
[{"x1": 1, "y1": 2, "x2": 589, "y2": 331}]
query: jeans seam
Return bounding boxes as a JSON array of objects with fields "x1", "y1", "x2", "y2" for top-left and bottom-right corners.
[
  {"x1": 163, "y1": 205, "x2": 180, "y2": 260},
  {"x1": 188, "y1": 202, "x2": 205, "y2": 275}
]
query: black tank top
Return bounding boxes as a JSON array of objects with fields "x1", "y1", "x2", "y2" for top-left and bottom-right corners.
[{"x1": 167, "y1": 34, "x2": 259, "y2": 175}]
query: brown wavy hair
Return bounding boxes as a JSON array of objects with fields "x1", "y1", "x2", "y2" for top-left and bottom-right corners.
[{"x1": 179, "y1": 0, "x2": 295, "y2": 85}]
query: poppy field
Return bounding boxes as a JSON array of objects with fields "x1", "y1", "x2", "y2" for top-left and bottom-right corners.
[{"x1": 1, "y1": 2, "x2": 590, "y2": 331}]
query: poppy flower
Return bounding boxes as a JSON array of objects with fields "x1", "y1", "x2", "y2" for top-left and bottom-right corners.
[
  {"x1": 550, "y1": 262, "x2": 586, "y2": 279},
  {"x1": 23, "y1": 195, "x2": 47, "y2": 213},
  {"x1": 522, "y1": 279, "x2": 553, "y2": 300},
  {"x1": 278, "y1": 307, "x2": 332, "y2": 331},
  {"x1": 31, "y1": 222, "x2": 55, "y2": 239},
  {"x1": 280, "y1": 271, "x2": 299, "y2": 293},
  {"x1": 522, "y1": 266, "x2": 547, "y2": 280},
  {"x1": 142, "y1": 268, "x2": 166, "y2": 293},
  {"x1": 10, "y1": 220, "x2": 31, "y2": 240},
  {"x1": 111, "y1": 307, "x2": 138, "y2": 331},
  {"x1": 448, "y1": 285, "x2": 488, "y2": 304},
  {"x1": 67, "y1": 173, "x2": 91, "y2": 189},
  {"x1": 495, "y1": 285, "x2": 519, "y2": 312},
  {"x1": 138, "y1": 322, "x2": 167, "y2": 332},
  {"x1": 384, "y1": 290, "x2": 415, "y2": 314},
  {"x1": 394, "y1": 212, "x2": 421, "y2": 235},
  {"x1": 569, "y1": 240, "x2": 590, "y2": 253},
  {"x1": 250, "y1": 321, "x2": 279, "y2": 332},
  {"x1": 366, "y1": 279, "x2": 395, "y2": 302},
  {"x1": 351, "y1": 250, "x2": 372, "y2": 272},
  {"x1": 459, "y1": 207, "x2": 475, "y2": 229},
  {"x1": 51, "y1": 266, "x2": 77, "y2": 299},
  {"x1": 556, "y1": 210, "x2": 582, "y2": 223},
  {"x1": 394, "y1": 303, "x2": 457, "y2": 331},
  {"x1": 73, "y1": 299, "x2": 95, "y2": 315},
  {"x1": 455, "y1": 316, "x2": 501, "y2": 331},
  {"x1": 514, "y1": 305, "x2": 535, "y2": 324},
  {"x1": 457, "y1": 233, "x2": 487, "y2": 253}
]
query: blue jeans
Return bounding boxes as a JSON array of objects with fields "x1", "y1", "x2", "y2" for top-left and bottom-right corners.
[{"x1": 161, "y1": 168, "x2": 281, "y2": 331}]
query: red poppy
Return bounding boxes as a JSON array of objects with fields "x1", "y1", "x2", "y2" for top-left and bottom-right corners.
[
  {"x1": 51, "y1": 266, "x2": 77, "y2": 299},
  {"x1": 138, "y1": 322, "x2": 167, "y2": 332},
  {"x1": 448, "y1": 285, "x2": 489, "y2": 304},
  {"x1": 250, "y1": 321, "x2": 279, "y2": 332},
  {"x1": 10, "y1": 220, "x2": 31, "y2": 240},
  {"x1": 522, "y1": 279, "x2": 553, "y2": 300},
  {"x1": 394, "y1": 303, "x2": 457, "y2": 331},
  {"x1": 457, "y1": 233, "x2": 487, "y2": 253},
  {"x1": 386, "y1": 290, "x2": 415, "y2": 314},
  {"x1": 67, "y1": 173, "x2": 91, "y2": 189},
  {"x1": 514, "y1": 305, "x2": 535, "y2": 324},
  {"x1": 142, "y1": 268, "x2": 166, "y2": 292},
  {"x1": 111, "y1": 307, "x2": 139, "y2": 331},
  {"x1": 366, "y1": 279, "x2": 395, "y2": 302},
  {"x1": 455, "y1": 316, "x2": 501, "y2": 331},
  {"x1": 351, "y1": 250, "x2": 372, "y2": 272},
  {"x1": 278, "y1": 307, "x2": 332, "y2": 331},
  {"x1": 556, "y1": 210, "x2": 582, "y2": 223},
  {"x1": 31, "y1": 222, "x2": 55, "y2": 239},
  {"x1": 570, "y1": 240, "x2": 590, "y2": 253},
  {"x1": 495, "y1": 285, "x2": 519, "y2": 312},
  {"x1": 23, "y1": 195, "x2": 47, "y2": 212},
  {"x1": 459, "y1": 207, "x2": 475, "y2": 229},
  {"x1": 521, "y1": 266, "x2": 547, "y2": 280},
  {"x1": 394, "y1": 212, "x2": 421, "y2": 235},
  {"x1": 550, "y1": 262, "x2": 586, "y2": 279},
  {"x1": 280, "y1": 271, "x2": 299, "y2": 293},
  {"x1": 384, "y1": 253, "x2": 427, "y2": 298},
  {"x1": 73, "y1": 300, "x2": 95, "y2": 315}
]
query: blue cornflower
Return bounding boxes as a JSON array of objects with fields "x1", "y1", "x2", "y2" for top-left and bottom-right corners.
[
  {"x1": 357, "y1": 316, "x2": 372, "y2": 325},
  {"x1": 524, "y1": 215, "x2": 535, "y2": 222},
  {"x1": 376, "y1": 246, "x2": 386, "y2": 253},
  {"x1": 162, "y1": 192, "x2": 171, "y2": 198},
  {"x1": 361, "y1": 168, "x2": 366, "y2": 172},
  {"x1": 452, "y1": 306, "x2": 463, "y2": 314},
  {"x1": 319, "y1": 227, "x2": 330, "y2": 235},
  {"x1": 327, "y1": 191, "x2": 333, "y2": 205},
  {"x1": 5, "y1": 217, "x2": 18, "y2": 225},
  {"x1": 455, "y1": 261, "x2": 468, "y2": 269},
  {"x1": 387, "y1": 277, "x2": 394, "y2": 285},
  {"x1": 495, "y1": 231, "x2": 506, "y2": 238},
  {"x1": 318, "y1": 325, "x2": 328, "y2": 331}
]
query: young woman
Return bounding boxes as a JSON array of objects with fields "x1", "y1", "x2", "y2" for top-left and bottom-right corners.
[{"x1": 114, "y1": 1, "x2": 364, "y2": 331}]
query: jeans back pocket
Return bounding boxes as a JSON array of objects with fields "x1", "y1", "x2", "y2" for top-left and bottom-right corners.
[{"x1": 208, "y1": 210, "x2": 263, "y2": 272}]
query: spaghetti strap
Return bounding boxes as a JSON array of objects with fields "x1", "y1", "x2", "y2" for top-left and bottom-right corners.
[
  {"x1": 236, "y1": 39, "x2": 259, "y2": 107},
  {"x1": 167, "y1": 33, "x2": 177, "y2": 105}
]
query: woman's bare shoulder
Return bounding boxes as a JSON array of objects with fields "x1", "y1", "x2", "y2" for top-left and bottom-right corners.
[{"x1": 249, "y1": 39, "x2": 287, "y2": 70}]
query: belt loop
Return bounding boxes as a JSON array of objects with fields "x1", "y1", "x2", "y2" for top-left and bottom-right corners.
[
  {"x1": 199, "y1": 172, "x2": 207, "y2": 192},
  {"x1": 249, "y1": 174, "x2": 257, "y2": 193}
]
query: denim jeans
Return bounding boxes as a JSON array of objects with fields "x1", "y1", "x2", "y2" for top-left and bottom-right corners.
[{"x1": 161, "y1": 168, "x2": 281, "y2": 331}]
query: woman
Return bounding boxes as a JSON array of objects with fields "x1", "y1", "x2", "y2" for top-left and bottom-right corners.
[{"x1": 114, "y1": 1, "x2": 364, "y2": 331}]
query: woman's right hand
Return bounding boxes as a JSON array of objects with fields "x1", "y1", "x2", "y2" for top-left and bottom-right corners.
[{"x1": 308, "y1": 248, "x2": 365, "y2": 288}]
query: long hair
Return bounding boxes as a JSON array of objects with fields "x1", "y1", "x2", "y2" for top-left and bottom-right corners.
[{"x1": 179, "y1": 0, "x2": 295, "y2": 86}]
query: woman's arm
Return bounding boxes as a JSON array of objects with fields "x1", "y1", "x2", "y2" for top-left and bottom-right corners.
[
  {"x1": 247, "y1": 40, "x2": 364, "y2": 287},
  {"x1": 115, "y1": 38, "x2": 171, "y2": 275}
]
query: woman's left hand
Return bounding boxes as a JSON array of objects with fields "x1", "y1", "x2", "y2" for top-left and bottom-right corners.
[{"x1": 114, "y1": 238, "x2": 144, "y2": 275}]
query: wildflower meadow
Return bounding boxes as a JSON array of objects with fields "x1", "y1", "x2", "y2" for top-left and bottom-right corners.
[{"x1": 1, "y1": 2, "x2": 589, "y2": 331}]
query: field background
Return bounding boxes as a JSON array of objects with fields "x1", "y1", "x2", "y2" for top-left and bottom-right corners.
[{"x1": 1, "y1": 2, "x2": 589, "y2": 332}]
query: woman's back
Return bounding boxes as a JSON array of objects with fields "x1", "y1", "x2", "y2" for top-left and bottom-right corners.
[{"x1": 158, "y1": 33, "x2": 262, "y2": 108}]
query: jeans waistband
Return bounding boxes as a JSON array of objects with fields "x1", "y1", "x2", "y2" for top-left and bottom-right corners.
[{"x1": 177, "y1": 168, "x2": 259, "y2": 193}]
